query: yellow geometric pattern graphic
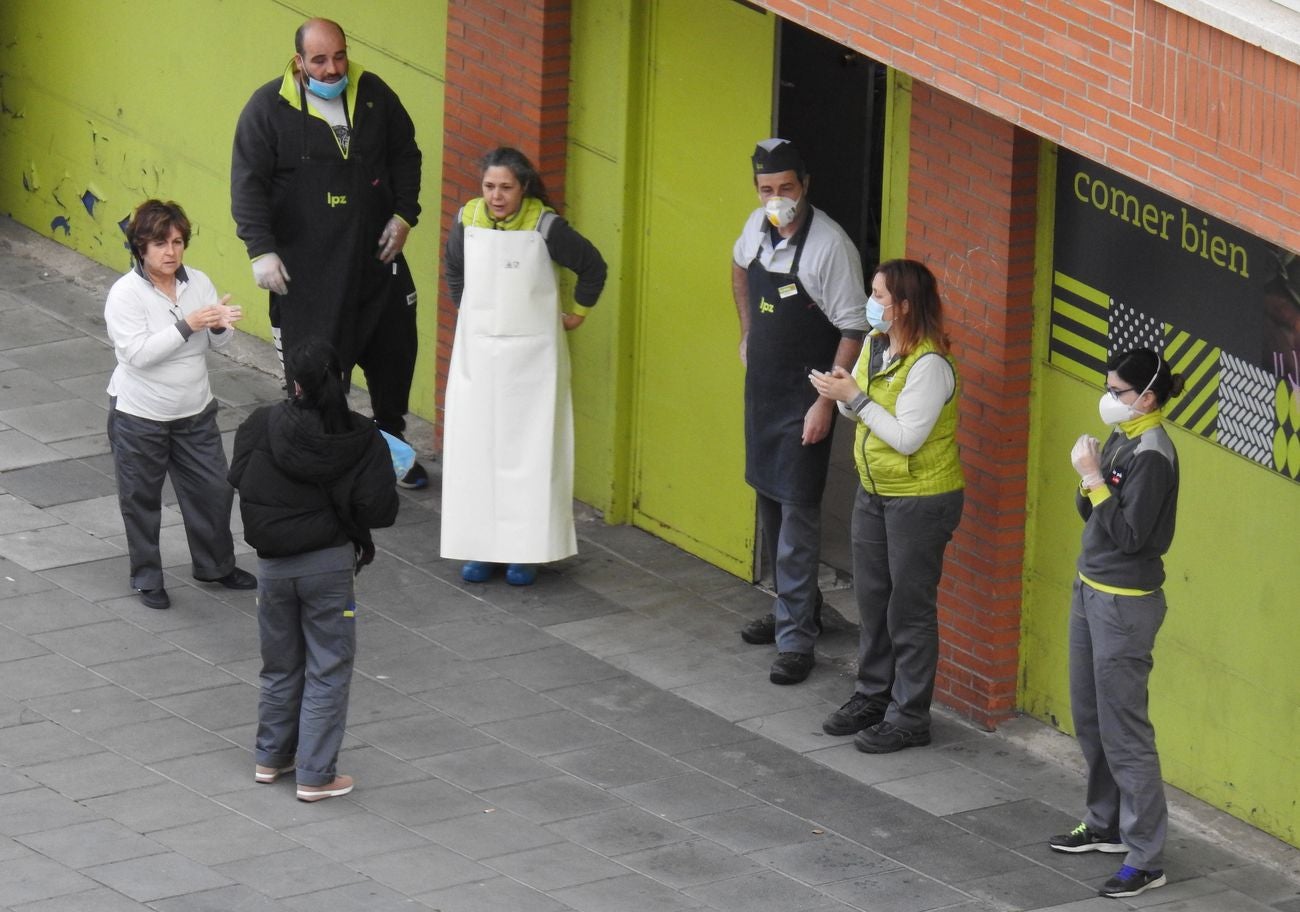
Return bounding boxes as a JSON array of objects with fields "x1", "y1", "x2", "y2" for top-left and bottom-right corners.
[{"x1": 1275, "y1": 381, "x2": 1300, "y2": 479}]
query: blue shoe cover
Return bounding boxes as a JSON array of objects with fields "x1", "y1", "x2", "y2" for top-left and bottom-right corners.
[
  {"x1": 461, "y1": 561, "x2": 494, "y2": 583},
  {"x1": 506, "y1": 563, "x2": 538, "y2": 586}
]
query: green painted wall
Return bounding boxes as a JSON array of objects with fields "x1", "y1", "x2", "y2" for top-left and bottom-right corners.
[
  {"x1": 0, "y1": 0, "x2": 445, "y2": 421},
  {"x1": 1021, "y1": 145, "x2": 1300, "y2": 845}
]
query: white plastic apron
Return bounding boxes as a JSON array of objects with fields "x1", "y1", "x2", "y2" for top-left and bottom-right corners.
[{"x1": 439, "y1": 225, "x2": 576, "y2": 562}]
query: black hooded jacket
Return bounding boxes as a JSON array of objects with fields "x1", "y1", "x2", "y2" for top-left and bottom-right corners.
[{"x1": 229, "y1": 401, "x2": 398, "y2": 559}]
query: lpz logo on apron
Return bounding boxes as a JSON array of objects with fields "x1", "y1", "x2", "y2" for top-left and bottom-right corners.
[{"x1": 326, "y1": 193, "x2": 349, "y2": 207}]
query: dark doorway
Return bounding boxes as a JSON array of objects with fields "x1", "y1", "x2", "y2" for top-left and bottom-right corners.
[{"x1": 775, "y1": 20, "x2": 889, "y2": 575}]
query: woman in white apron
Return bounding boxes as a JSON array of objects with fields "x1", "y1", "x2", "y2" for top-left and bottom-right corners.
[{"x1": 441, "y1": 147, "x2": 607, "y2": 585}]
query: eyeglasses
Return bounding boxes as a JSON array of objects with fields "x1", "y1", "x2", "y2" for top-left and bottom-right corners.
[{"x1": 1105, "y1": 385, "x2": 1135, "y2": 400}]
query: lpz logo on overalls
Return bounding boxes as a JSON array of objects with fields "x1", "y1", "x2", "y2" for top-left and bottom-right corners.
[
  {"x1": 758, "y1": 296, "x2": 775, "y2": 314},
  {"x1": 326, "y1": 193, "x2": 348, "y2": 207}
]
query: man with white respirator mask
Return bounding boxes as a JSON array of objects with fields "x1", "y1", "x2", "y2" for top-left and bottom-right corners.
[{"x1": 731, "y1": 138, "x2": 868, "y2": 685}]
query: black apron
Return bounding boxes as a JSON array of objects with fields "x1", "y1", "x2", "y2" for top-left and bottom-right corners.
[
  {"x1": 271, "y1": 86, "x2": 388, "y2": 386},
  {"x1": 744, "y1": 211, "x2": 843, "y2": 504}
]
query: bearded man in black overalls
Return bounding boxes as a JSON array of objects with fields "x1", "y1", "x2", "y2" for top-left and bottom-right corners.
[
  {"x1": 732, "y1": 139, "x2": 868, "y2": 685},
  {"x1": 231, "y1": 17, "x2": 427, "y2": 488}
]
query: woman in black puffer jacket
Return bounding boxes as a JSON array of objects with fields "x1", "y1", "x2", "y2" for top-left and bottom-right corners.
[{"x1": 229, "y1": 338, "x2": 398, "y2": 802}]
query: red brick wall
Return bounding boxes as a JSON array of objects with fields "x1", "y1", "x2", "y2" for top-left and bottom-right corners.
[
  {"x1": 759, "y1": 0, "x2": 1300, "y2": 253},
  {"x1": 903, "y1": 83, "x2": 1040, "y2": 726},
  {"x1": 437, "y1": 0, "x2": 573, "y2": 439}
]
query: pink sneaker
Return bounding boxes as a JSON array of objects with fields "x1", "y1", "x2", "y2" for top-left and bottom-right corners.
[{"x1": 297, "y1": 774, "x2": 354, "y2": 802}]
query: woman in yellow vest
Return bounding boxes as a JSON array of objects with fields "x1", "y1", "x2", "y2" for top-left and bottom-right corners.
[
  {"x1": 440, "y1": 147, "x2": 607, "y2": 586},
  {"x1": 810, "y1": 258, "x2": 964, "y2": 753}
]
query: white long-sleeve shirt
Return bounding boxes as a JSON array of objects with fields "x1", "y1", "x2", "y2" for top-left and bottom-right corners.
[
  {"x1": 105, "y1": 265, "x2": 231, "y2": 421},
  {"x1": 838, "y1": 344, "x2": 955, "y2": 455}
]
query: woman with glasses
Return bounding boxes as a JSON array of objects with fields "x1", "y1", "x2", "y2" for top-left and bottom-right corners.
[
  {"x1": 1048, "y1": 348, "x2": 1184, "y2": 900},
  {"x1": 809, "y1": 258, "x2": 964, "y2": 754},
  {"x1": 105, "y1": 199, "x2": 257, "y2": 610}
]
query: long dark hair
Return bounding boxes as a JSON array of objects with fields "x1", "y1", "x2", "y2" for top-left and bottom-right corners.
[
  {"x1": 286, "y1": 338, "x2": 351, "y2": 433},
  {"x1": 1108, "y1": 348, "x2": 1186, "y2": 407},
  {"x1": 874, "y1": 258, "x2": 950, "y2": 358},
  {"x1": 480, "y1": 146, "x2": 552, "y2": 208}
]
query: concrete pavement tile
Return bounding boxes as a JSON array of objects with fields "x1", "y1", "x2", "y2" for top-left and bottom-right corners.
[
  {"x1": 45, "y1": 495, "x2": 181, "y2": 539},
  {"x1": 485, "y1": 842, "x2": 628, "y2": 891},
  {"x1": 1160, "y1": 828, "x2": 1256, "y2": 879},
  {"x1": 888, "y1": 831, "x2": 1031, "y2": 883},
  {"x1": 959, "y1": 864, "x2": 1097, "y2": 909},
  {"x1": 612, "y1": 772, "x2": 760, "y2": 821},
  {"x1": 1210, "y1": 862, "x2": 1300, "y2": 905},
  {"x1": 347, "y1": 711, "x2": 491, "y2": 762},
  {"x1": 603, "y1": 642, "x2": 755, "y2": 691},
  {"x1": 0, "y1": 400, "x2": 107, "y2": 444},
  {"x1": 681, "y1": 805, "x2": 823, "y2": 854},
  {"x1": 425, "y1": 677, "x2": 560, "y2": 726},
  {"x1": 819, "y1": 867, "x2": 970, "y2": 912},
  {"x1": 206, "y1": 780, "x2": 363, "y2": 829},
  {"x1": 748, "y1": 837, "x2": 901, "y2": 885},
  {"x1": 0, "y1": 495, "x2": 62, "y2": 535},
  {"x1": 31, "y1": 618, "x2": 173, "y2": 666},
  {"x1": 411, "y1": 742, "x2": 556, "y2": 792},
  {"x1": 685, "y1": 868, "x2": 832, "y2": 912},
  {"x1": 332, "y1": 744, "x2": 433, "y2": 789},
  {"x1": 345, "y1": 677, "x2": 448, "y2": 727},
  {"x1": 350, "y1": 843, "x2": 492, "y2": 895},
  {"x1": 48, "y1": 432, "x2": 112, "y2": 459},
  {"x1": 873, "y1": 765, "x2": 1024, "y2": 816},
  {"x1": 93, "y1": 716, "x2": 234, "y2": 764},
  {"x1": 278, "y1": 880, "x2": 433, "y2": 912},
  {"x1": 555, "y1": 871, "x2": 710, "y2": 912},
  {"x1": 20, "y1": 750, "x2": 164, "y2": 800},
  {"x1": 0, "y1": 558, "x2": 59, "y2": 598},
  {"x1": 23, "y1": 685, "x2": 171, "y2": 734},
  {"x1": 484, "y1": 585, "x2": 628, "y2": 629},
  {"x1": 81, "y1": 782, "x2": 228, "y2": 833},
  {"x1": 279, "y1": 813, "x2": 427, "y2": 863},
  {"x1": 352, "y1": 559, "x2": 441, "y2": 597},
  {"x1": 83, "y1": 851, "x2": 232, "y2": 902},
  {"x1": 0, "y1": 590, "x2": 105, "y2": 635},
  {"x1": 413, "y1": 876, "x2": 568, "y2": 912},
  {"x1": 482, "y1": 643, "x2": 624, "y2": 692},
  {"x1": 0, "y1": 369, "x2": 76, "y2": 410},
  {"x1": 33, "y1": 556, "x2": 131, "y2": 603},
  {"x1": 0, "y1": 768, "x2": 38, "y2": 796},
  {"x1": 672, "y1": 738, "x2": 820, "y2": 790},
  {"x1": 606, "y1": 702, "x2": 755, "y2": 756},
  {"x1": 0, "y1": 654, "x2": 104, "y2": 701},
  {"x1": 0, "y1": 787, "x2": 102, "y2": 837},
  {"x1": 370, "y1": 647, "x2": 499, "y2": 695},
  {"x1": 348, "y1": 778, "x2": 488, "y2": 826},
  {"x1": 359, "y1": 582, "x2": 482, "y2": 628},
  {"x1": 544, "y1": 740, "x2": 691, "y2": 789},
  {"x1": 420, "y1": 613, "x2": 562, "y2": 660},
  {"x1": 9, "y1": 884, "x2": 158, "y2": 911},
  {"x1": 738, "y1": 705, "x2": 846, "y2": 754},
  {"x1": 546, "y1": 613, "x2": 685, "y2": 658},
  {"x1": 149, "y1": 813, "x2": 298, "y2": 866},
  {"x1": 16, "y1": 282, "x2": 111, "y2": 343},
  {"x1": 206, "y1": 369, "x2": 285, "y2": 409},
  {"x1": 544, "y1": 806, "x2": 696, "y2": 856},
  {"x1": 0, "y1": 855, "x2": 96, "y2": 906},
  {"x1": 0, "y1": 524, "x2": 122, "y2": 571},
  {"x1": 945, "y1": 798, "x2": 1081, "y2": 850},
  {"x1": 0, "y1": 459, "x2": 117, "y2": 507},
  {"x1": 805, "y1": 740, "x2": 958, "y2": 787},
  {"x1": 3, "y1": 338, "x2": 113, "y2": 381},
  {"x1": 0, "y1": 630, "x2": 46, "y2": 663},
  {"x1": 1122, "y1": 877, "x2": 1252, "y2": 907},
  {"x1": 615, "y1": 837, "x2": 762, "y2": 889},
  {"x1": 154, "y1": 682, "x2": 256, "y2": 732},
  {"x1": 545, "y1": 675, "x2": 691, "y2": 724},
  {"x1": 347, "y1": 613, "x2": 431, "y2": 659},
  {"x1": 479, "y1": 709, "x2": 624, "y2": 756},
  {"x1": 16, "y1": 820, "x2": 166, "y2": 869},
  {"x1": 158, "y1": 618, "x2": 261, "y2": 666},
  {"x1": 213, "y1": 847, "x2": 365, "y2": 899},
  {"x1": 145, "y1": 883, "x2": 291, "y2": 911},
  {"x1": 672, "y1": 675, "x2": 827, "y2": 723},
  {"x1": 479, "y1": 775, "x2": 627, "y2": 825},
  {"x1": 98, "y1": 589, "x2": 247, "y2": 635},
  {"x1": 0, "y1": 836, "x2": 31, "y2": 863},
  {"x1": 417, "y1": 809, "x2": 562, "y2": 860},
  {"x1": 0, "y1": 694, "x2": 33, "y2": 730},
  {"x1": 91, "y1": 651, "x2": 242, "y2": 700},
  {"x1": 150, "y1": 747, "x2": 261, "y2": 798},
  {"x1": 0, "y1": 430, "x2": 65, "y2": 473}
]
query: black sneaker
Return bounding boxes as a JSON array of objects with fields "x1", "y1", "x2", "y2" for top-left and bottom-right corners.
[
  {"x1": 1099, "y1": 865, "x2": 1165, "y2": 898},
  {"x1": 203, "y1": 567, "x2": 257, "y2": 590},
  {"x1": 739, "y1": 595, "x2": 824, "y2": 645},
  {"x1": 1049, "y1": 822, "x2": 1127, "y2": 854},
  {"x1": 137, "y1": 587, "x2": 170, "y2": 610},
  {"x1": 853, "y1": 721, "x2": 931, "y2": 753},
  {"x1": 822, "y1": 693, "x2": 885, "y2": 736},
  {"x1": 398, "y1": 461, "x2": 429, "y2": 490},
  {"x1": 769, "y1": 652, "x2": 814, "y2": 685}
]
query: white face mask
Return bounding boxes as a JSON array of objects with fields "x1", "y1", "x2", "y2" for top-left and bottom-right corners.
[
  {"x1": 764, "y1": 196, "x2": 800, "y2": 229},
  {"x1": 1097, "y1": 370, "x2": 1158, "y2": 425}
]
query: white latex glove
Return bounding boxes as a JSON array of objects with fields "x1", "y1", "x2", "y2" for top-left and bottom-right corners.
[
  {"x1": 376, "y1": 217, "x2": 410, "y2": 264},
  {"x1": 1071, "y1": 434, "x2": 1103, "y2": 489},
  {"x1": 252, "y1": 253, "x2": 290, "y2": 296}
]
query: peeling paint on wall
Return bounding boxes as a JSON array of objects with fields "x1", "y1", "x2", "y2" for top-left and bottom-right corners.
[
  {"x1": 21, "y1": 164, "x2": 39, "y2": 191},
  {"x1": 81, "y1": 185, "x2": 105, "y2": 216},
  {"x1": 50, "y1": 216, "x2": 71, "y2": 235}
]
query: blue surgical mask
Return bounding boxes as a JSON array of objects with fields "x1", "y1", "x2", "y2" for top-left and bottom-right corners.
[
  {"x1": 865, "y1": 296, "x2": 893, "y2": 333},
  {"x1": 307, "y1": 74, "x2": 348, "y2": 100}
]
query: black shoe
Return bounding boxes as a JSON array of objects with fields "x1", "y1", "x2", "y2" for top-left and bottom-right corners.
[
  {"x1": 1099, "y1": 865, "x2": 1165, "y2": 898},
  {"x1": 769, "y1": 652, "x2": 814, "y2": 685},
  {"x1": 398, "y1": 461, "x2": 429, "y2": 490},
  {"x1": 1049, "y1": 822, "x2": 1127, "y2": 854},
  {"x1": 740, "y1": 595, "x2": 824, "y2": 645},
  {"x1": 822, "y1": 693, "x2": 886, "y2": 736},
  {"x1": 137, "y1": 588, "x2": 170, "y2": 610},
  {"x1": 854, "y1": 721, "x2": 931, "y2": 753},
  {"x1": 203, "y1": 567, "x2": 257, "y2": 590}
]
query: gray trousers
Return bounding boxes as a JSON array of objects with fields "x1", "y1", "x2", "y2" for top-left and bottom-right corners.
[
  {"x1": 256, "y1": 564, "x2": 357, "y2": 787},
  {"x1": 107, "y1": 399, "x2": 236, "y2": 590},
  {"x1": 756, "y1": 494, "x2": 821, "y2": 654},
  {"x1": 1069, "y1": 579, "x2": 1168, "y2": 869},
  {"x1": 851, "y1": 486, "x2": 964, "y2": 732}
]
